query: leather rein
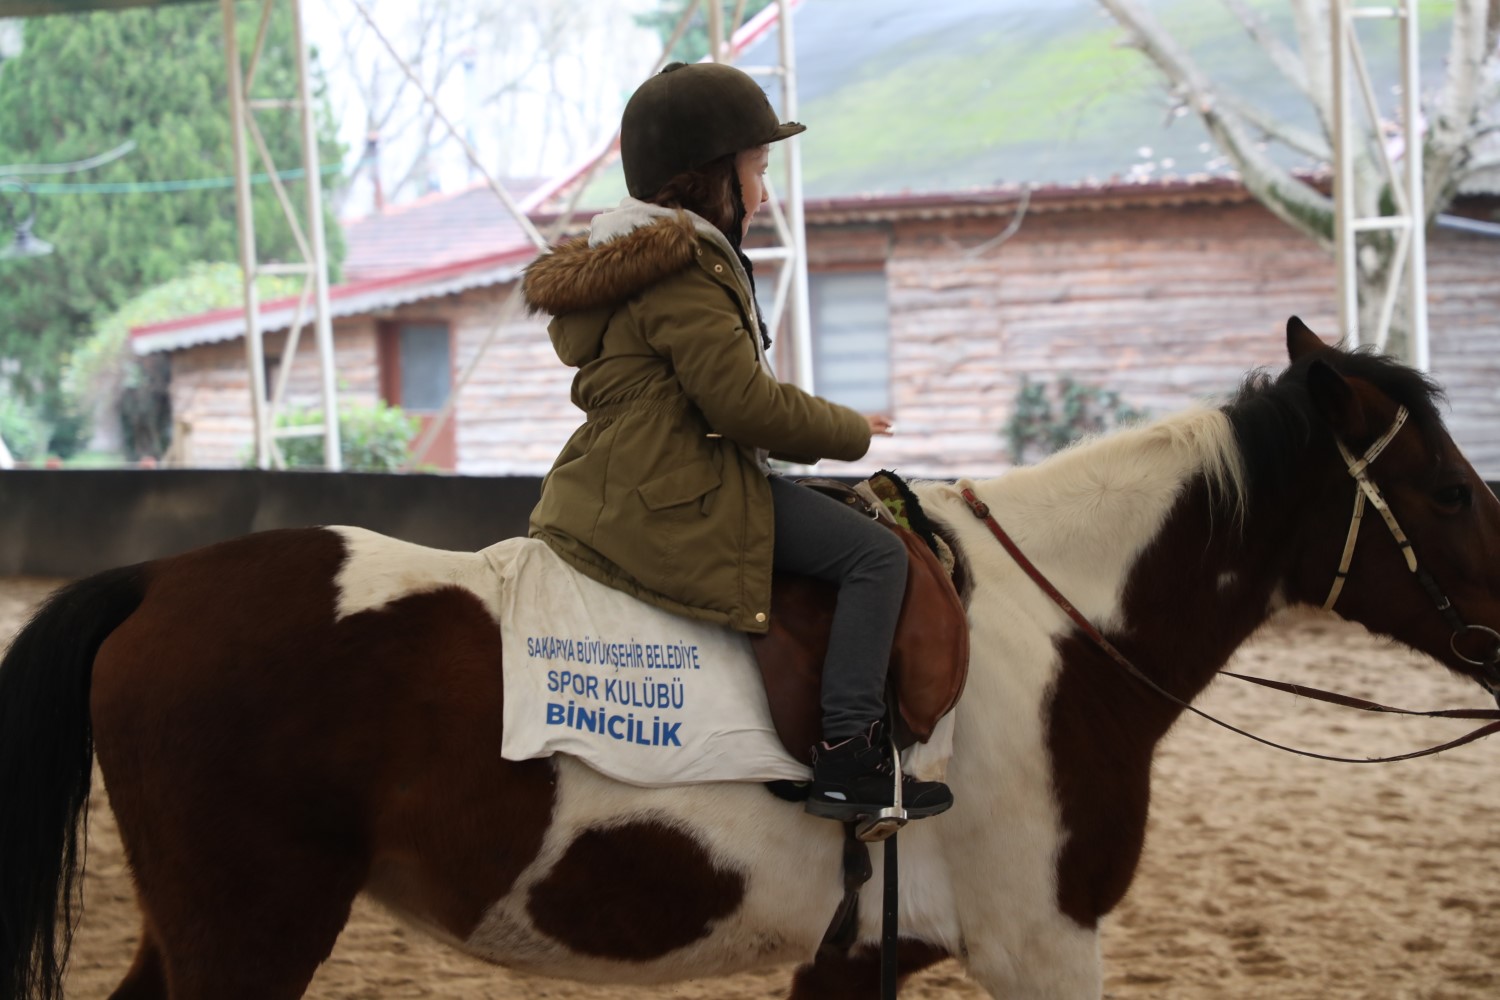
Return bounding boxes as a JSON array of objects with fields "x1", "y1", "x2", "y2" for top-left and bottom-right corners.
[{"x1": 958, "y1": 407, "x2": 1500, "y2": 764}]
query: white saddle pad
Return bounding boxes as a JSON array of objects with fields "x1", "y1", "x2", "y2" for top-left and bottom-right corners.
[{"x1": 484, "y1": 537, "x2": 810, "y2": 787}]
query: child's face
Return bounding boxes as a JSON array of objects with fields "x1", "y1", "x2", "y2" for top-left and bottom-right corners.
[{"x1": 734, "y1": 146, "x2": 771, "y2": 237}]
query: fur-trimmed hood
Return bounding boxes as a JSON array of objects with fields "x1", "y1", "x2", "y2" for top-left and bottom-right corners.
[{"x1": 522, "y1": 199, "x2": 739, "y2": 316}]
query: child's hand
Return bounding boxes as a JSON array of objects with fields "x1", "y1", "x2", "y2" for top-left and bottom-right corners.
[{"x1": 866, "y1": 414, "x2": 895, "y2": 437}]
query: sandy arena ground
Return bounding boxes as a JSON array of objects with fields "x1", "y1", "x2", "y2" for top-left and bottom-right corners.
[{"x1": 3, "y1": 575, "x2": 1498, "y2": 999}]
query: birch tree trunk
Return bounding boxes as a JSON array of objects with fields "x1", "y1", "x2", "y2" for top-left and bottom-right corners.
[{"x1": 1098, "y1": 0, "x2": 1500, "y2": 364}]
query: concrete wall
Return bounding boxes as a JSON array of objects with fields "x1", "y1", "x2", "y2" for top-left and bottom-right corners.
[
  {"x1": 1, "y1": 470, "x2": 1494, "y2": 580},
  {"x1": 0, "y1": 470, "x2": 542, "y2": 578}
]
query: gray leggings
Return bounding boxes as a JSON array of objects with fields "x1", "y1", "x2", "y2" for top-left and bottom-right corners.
[{"x1": 768, "y1": 475, "x2": 908, "y2": 742}]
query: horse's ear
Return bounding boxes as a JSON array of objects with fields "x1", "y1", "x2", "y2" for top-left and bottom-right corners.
[
  {"x1": 1286, "y1": 316, "x2": 1328, "y2": 362},
  {"x1": 1306, "y1": 358, "x2": 1368, "y2": 440}
]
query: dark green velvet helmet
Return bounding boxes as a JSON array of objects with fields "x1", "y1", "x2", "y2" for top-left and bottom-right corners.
[{"x1": 620, "y1": 61, "x2": 805, "y2": 200}]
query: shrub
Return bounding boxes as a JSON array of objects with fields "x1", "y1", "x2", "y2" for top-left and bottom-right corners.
[
  {"x1": 274, "y1": 401, "x2": 420, "y2": 472},
  {"x1": 66, "y1": 262, "x2": 305, "y2": 460},
  {"x1": 1004, "y1": 375, "x2": 1149, "y2": 465},
  {"x1": 0, "y1": 392, "x2": 47, "y2": 463}
]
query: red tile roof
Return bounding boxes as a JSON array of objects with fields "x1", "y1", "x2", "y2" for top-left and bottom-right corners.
[
  {"x1": 130, "y1": 245, "x2": 536, "y2": 355},
  {"x1": 340, "y1": 179, "x2": 546, "y2": 282}
]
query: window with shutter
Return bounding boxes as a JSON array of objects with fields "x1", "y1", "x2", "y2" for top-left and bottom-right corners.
[{"x1": 809, "y1": 270, "x2": 891, "y2": 412}]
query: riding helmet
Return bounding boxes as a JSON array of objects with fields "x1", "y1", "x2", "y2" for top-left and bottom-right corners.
[{"x1": 620, "y1": 61, "x2": 805, "y2": 200}]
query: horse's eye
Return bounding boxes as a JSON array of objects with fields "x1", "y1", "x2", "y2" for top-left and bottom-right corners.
[{"x1": 1434, "y1": 483, "x2": 1472, "y2": 510}]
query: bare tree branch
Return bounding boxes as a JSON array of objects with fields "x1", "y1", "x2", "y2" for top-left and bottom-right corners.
[
  {"x1": 962, "y1": 186, "x2": 1033, "y2": 258},
  {"x1": 468, "y1": 0, "x2": 603, "y2": 176},
  {"x1": 1220, "y1": 91, "x2": 1331, "y2": 161},
  {"x1": 392, "y1": 115, "x2": 441, "y2": 201},
  {"x1": 358, "y1": 0, "x2": 571, "y2": 201},
  {"x1": 1099, "y1": 0, "x2": 1335, "y2": 246},
  {"x1": 1105, "y1": 0, "x2": 1499, "y2": 363},
  {"x1": 1483, "y1": 0, "x2": 1500, "y2": 67},
  {"x1": 482, "y1": 46, "x2": 551, "y2": 105},
  {"x1": 1426, "y1": 0, "x2": 1500, "y2": 214},
  {"x1": 1453, "y1": 145, "x2": 1500, "y2": 182},
  {"x1": 1221, "y1": 0, "x2": 1313, "y2": 99},
  {"x1": 1287, "y1": 0, "x2": 1335, "y2": 141}
]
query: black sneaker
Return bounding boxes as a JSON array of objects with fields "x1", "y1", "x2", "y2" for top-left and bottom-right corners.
[{"x1": 805, "y1": 724, "x2": 954, "y2": 822}]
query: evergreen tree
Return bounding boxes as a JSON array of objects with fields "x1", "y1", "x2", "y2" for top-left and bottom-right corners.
[
  {"x1": 0, "y1": 3, "x2": 344, "y2": 455},
  {"x1": 635, "y1": 0, "x2": 775, "y2": 64}
]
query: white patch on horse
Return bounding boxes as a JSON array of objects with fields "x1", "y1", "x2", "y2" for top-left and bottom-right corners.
[
  {"x1": 884, "y1": 407, "x2": 1238, "y2": 996},
  {"x1": 330, "y1": 526, "x2": 503, "y2": 622},
  {"x1": 1218, "y1": 571, "x2": 1238, "y2": 591},
  {"x1": 950, "y1": 408, "x2": 1242, "y2": 633},
  {"x1": 382, "y1": 408, "x2": 1243, "y2": 996},
  {"x1": 458, "y1": 757, "x2": 966, "y2": 983},
  {"x1": 463, "y1": 759, "x2": 823, "y2": 979}
]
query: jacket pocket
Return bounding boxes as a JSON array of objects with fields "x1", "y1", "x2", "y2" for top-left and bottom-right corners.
[{"x1": 637, "y1": 463, "x2": 722, "y2": 512}]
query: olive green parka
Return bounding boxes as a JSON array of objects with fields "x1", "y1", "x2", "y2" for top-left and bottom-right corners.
[{"x1": 522, "y1": 200, "x2": 871, "y2": 633}]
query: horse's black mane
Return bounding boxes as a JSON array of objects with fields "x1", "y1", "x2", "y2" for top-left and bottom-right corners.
[{"x1": 1224, "y1": 343, "x2": 1446, "y2": 504}]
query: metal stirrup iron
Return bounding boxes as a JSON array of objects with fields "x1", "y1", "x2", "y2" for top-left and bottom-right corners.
[{"x1": 854, "y1": 730, "x2": 908, "y2": 843}]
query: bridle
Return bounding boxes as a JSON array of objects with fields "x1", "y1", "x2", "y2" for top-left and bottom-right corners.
[
  {"x1": 957, "y1": 406, "x2": 1500, "y2": 763},
  {"x1": 1322, "y1": 405, "x2": 1500, "y2": 678}
]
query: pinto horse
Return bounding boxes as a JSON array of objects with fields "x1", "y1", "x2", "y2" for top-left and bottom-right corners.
[{"x1": 4, "y1": 319, "x2": 1500, "y2": 1000}]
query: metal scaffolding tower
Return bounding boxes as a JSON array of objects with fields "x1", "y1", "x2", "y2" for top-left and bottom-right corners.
[
  {"x1": 9, "y1": 0, "x2": 807, "y2": 471},
  {"x1": 396, "y1": 0, "x2": 812, "y2": 467},
  {"x1": 221, "y1": 0, "x2": 342, "y2": 469},
  {"x1": 724, "y1": 0, "x2": 815, "y2": 394},
  {"x1": 1330, "y1": 0, "x2": 1430, "y2": 368}
]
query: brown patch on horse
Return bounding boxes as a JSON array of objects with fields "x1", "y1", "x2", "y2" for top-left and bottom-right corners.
[
  {"x1": 1047, "y1": 480, "x2": 1287, "y2": 926},
  {"x1": 526, "y1": 819, "x2": 745, "y2": 960},
  {"x1": 788, "y1": 940, "x2": 951, "y2": 998},
  {"x1": 106, "y1": 919, "x2": 166, "y2": 1000},
  {"x1": 93, "y1": 529, "x2": 376, "y2": 996},
  {"x1": 352, "y1": 586, "x2": 557, "y2": 937},
  {"x1": 91, "y1": 528, "x2": 557, "y2": 995},
  {"x1": 751, "y1": 523, "x2": 969, "y2": 762}
]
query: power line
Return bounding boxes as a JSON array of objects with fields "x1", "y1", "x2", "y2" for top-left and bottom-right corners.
[
  {"x1": 25, "y1": 161, "x2": 349, "y2": 195},
  {"x1": 0, "y1": 140, "x2": 138, "y2": 178}
]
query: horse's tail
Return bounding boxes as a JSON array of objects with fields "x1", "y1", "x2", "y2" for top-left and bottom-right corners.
[{"x1": 0, "y1": 564, "x2": 146, "y2": 1000}]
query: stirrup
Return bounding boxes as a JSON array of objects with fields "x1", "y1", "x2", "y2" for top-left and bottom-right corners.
[{"x1": 854, "y1": 731, "x2": 908, "y2": 843}]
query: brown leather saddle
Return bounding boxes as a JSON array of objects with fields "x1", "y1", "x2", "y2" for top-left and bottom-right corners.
[{"x1": 750, "y1": 473, "x2": 970, "y2": 765}]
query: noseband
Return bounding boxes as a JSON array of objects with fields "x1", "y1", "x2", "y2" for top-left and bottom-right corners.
[{"x1": 1323, "y1": 405, "x2": 1500, "y2": 676}]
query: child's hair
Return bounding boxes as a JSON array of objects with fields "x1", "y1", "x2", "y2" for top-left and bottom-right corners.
[{"x1": 648, "y1": 152, "x2": 739, "y2": 237}]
